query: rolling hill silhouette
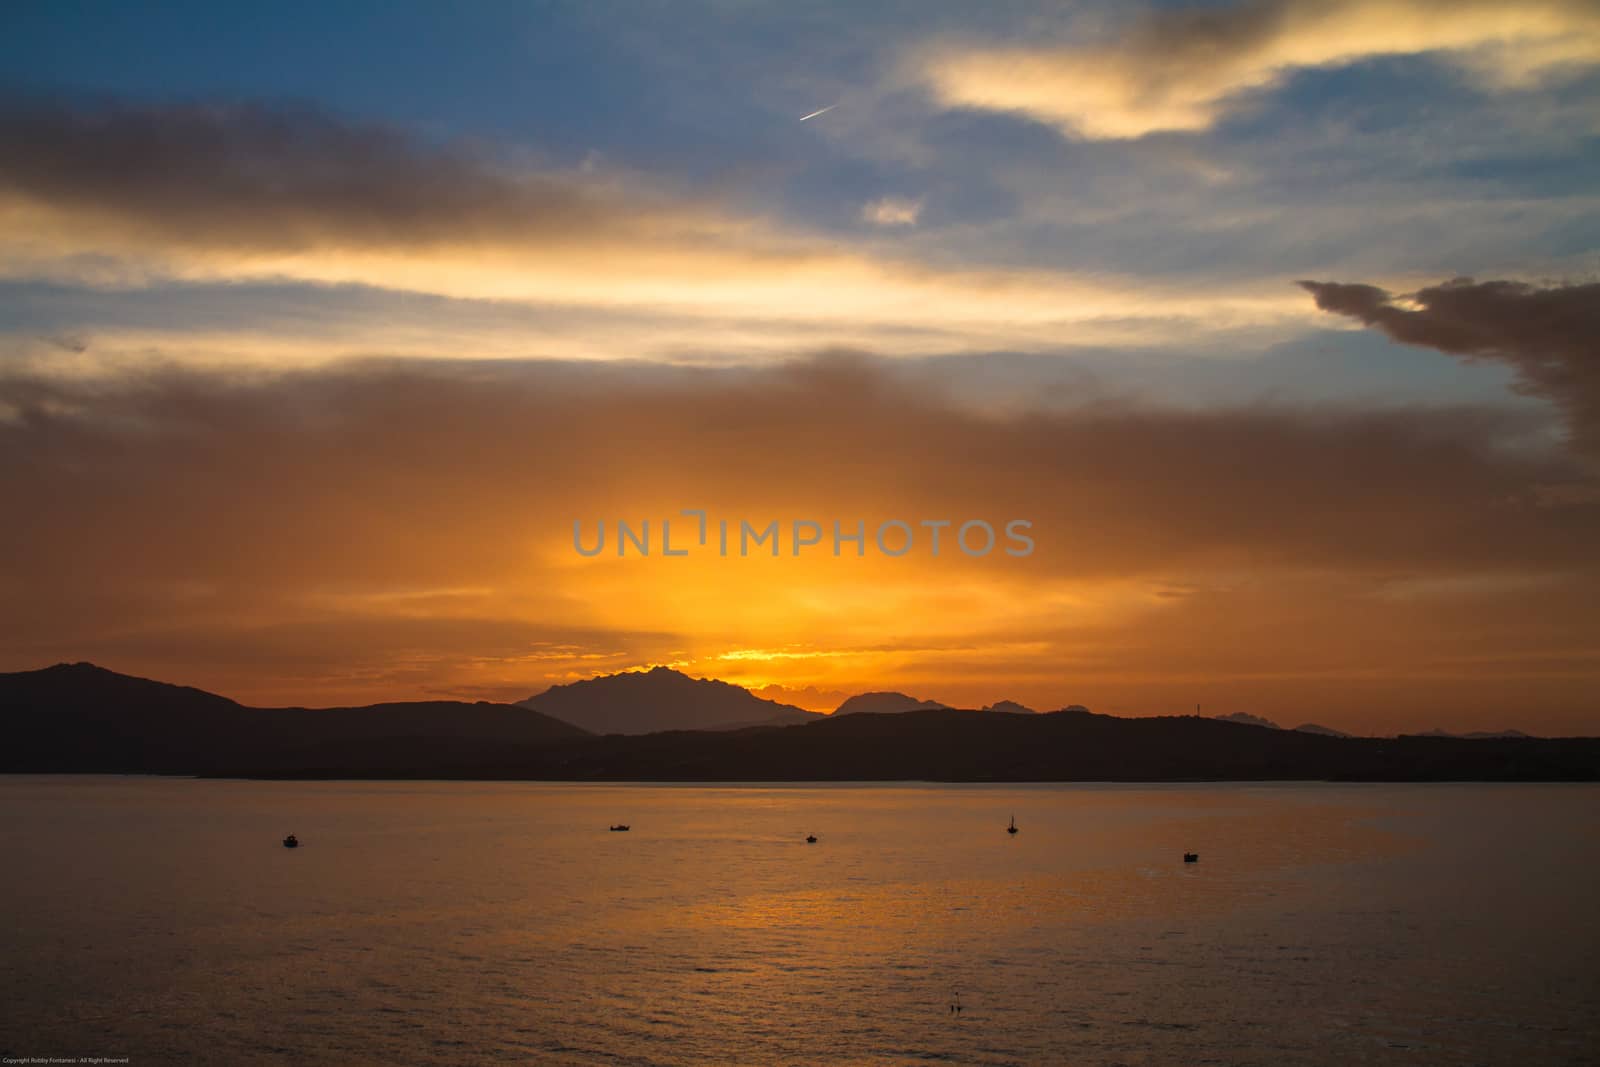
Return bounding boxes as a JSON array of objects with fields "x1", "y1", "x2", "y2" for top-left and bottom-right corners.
[
  {"x1": 1293, "y1": 723, "x2": 1352, "y2": 738},
  {"x1": 1216, "y1": 713, "x2": 1353, "y2": 738},
  {"x1": 468, "y1": 707, "x2": 1588, "y2": 784},
  {"x1": 1418, "y1": 727, "x2": 1536, "y2": 740},
  {"x1": 2, "y1": 662, "x2": 587, "y2": 775}
]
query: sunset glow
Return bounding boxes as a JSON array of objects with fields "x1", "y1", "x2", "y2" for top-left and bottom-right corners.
[{"x1": 2, "y1": 0, "x2": 1597, "y2": 737}]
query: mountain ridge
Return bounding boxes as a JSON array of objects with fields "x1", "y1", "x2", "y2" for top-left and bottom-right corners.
[
  {"x1": 1, "y1": 661, "x2": 587, "y2": 774},
  {"x1": 519, "y1": 666, "x2": 821, "y2": 734},
  {"x1": 833, "y1": 691, "x2": 950, "y2": 715},
  {"x1": 4, "y1": 663, "x2": 1591, "y2": 781}
]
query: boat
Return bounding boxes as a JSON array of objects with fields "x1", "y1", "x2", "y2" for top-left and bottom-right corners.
[
  {"x1": 1183, "y1": 852, "x2": 1198, "y2": 863},
  {"x1": 282, "y1": 834, "x2": 299, "y2": 848},
  {"x1": 1007, "y1": 814, "x2": 1018, "y2": 835},
  {"x1": 609, "y1": 825, "x2": 630, "y2": 832},
  {"x1": 805, "y1": 834, "x2": 817, "y2": 843}
]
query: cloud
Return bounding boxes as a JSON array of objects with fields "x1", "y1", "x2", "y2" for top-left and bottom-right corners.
[
  {"x1": 0, "y1": 93, "x2": 1315, "y2": 361},
  {"x1": 917, "y1": 0, "x2": 1600, "y2": 139},
  {"x1": 862, "y1": 196, "x2": 923, "y2": 226},
  {"x1": 0, "y1": 95, "x2": 637, "y2": 249},
  {"x1": 2, "y1": 353, "x2": 1589, "y2": 582},
  {"x1": 1300, "y1": 276, "x2": 1600, "y2": 457}
]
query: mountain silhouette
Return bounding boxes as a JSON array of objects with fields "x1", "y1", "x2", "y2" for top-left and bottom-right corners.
[
  {"x1": 4, "y1": 663, "x2": 1593, "y2": 781},
  {"x1": 833, "y1": 691, "x2": 950, "y2": 715},
  {"x1": 1214, "y1": 712, "x2": 1281, "y2": 729},
  {"x1": 1293, "y1": 723, "x2": 1352, "y2": 737},
  {"x1": 1, "y1": 662, "x2": 587, "y2": 774},
  {"x1": 519, "y1": 666, "x2": 820, "y2": 734},
  {"x1": 981, "y1": 700, "x2": 1039, "y2": 714}
]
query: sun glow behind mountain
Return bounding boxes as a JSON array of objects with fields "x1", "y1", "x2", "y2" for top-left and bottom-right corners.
[{"x1": 1, "y1": 2, "x2": 1598, "y2": 737}]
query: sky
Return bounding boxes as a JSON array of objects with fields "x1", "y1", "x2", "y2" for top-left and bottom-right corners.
[{"x1": 1, "y1": 0, "x2": 1598, "y2": 735}]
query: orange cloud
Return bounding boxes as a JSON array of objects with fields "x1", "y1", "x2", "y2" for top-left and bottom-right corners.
[
  {"x1": 917, "y1": 0, "x2": 1600, "y2": 139},
  {"x1": 1, "y1": 352, "x2": 1596, "y2": 733},
  {"x1": 0, "y1": 95, "x2": 1310, "y2": 366}
]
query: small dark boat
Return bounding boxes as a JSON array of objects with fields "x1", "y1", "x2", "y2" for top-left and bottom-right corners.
[
  {"x1": 806, "y1": 834, "x2": 817, "y2": 844},
  {"x1": 1183, "y1": 852, "x2": 1198, "y2": 863},
  {"x1": 282, "y1": 834, "x2": 299, "y2": 849},
  {"x1": 609, "y1": 825, "x2": 630, "y2": 832},
  {"x1": 1007, "y1": 814, "x2": 1018, "y2": 835}
]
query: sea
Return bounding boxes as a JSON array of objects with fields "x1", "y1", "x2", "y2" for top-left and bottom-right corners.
[{"x1": 1, "y1": 778, "x2": 1595, "y2": 1065}]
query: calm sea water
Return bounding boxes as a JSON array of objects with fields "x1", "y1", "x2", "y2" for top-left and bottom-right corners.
[{"x1": 1, "y1": 778, "x2": 1595, "y2": 1065}]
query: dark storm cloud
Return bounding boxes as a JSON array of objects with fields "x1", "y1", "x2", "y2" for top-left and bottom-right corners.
[{"x1": 1300, "y1": 277, "x2": 1600, "y2": 457}]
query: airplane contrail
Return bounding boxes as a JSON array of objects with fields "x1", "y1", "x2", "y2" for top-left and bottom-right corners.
[{"x1": 799, "y1": 104, "x2": 837, "y2": 122}]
